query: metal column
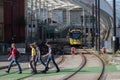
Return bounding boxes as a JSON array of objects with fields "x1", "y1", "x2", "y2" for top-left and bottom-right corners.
[
  {"x1": 88, "y1": 11, "x2": 91, "y2": 48},
  {"x1": 92, "y1": 3, "x2": 95, "y2": 47},
  {"x1": 66, "y1": 7, "x2": 70, "y2": 24},
  {"x1": 82, "y1": 8, "x2": 86, "y2": 46},
  {"x1": 98, "y1": 0, "x2": 100, "y2": 51},
  {"x1": 31, "y1": 0, "x2": 33, "y2": 42},
  {"x1": 95, "y1": 0, "x2": 98, "y2": 50},
  {"x1": 11, "y1": 0, "x2": 14, "y2": 42},
  {"x1": 113, "y1": 0, "x2": 116, "y2": 53}
]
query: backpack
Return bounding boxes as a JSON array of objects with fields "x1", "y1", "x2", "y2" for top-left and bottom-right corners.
[
  {"x1": 16, "y1": 50, "x2": 20, "y2": 58},
  {"x1": 38, "y1": 43, "x2": 48, "y2": 55}
]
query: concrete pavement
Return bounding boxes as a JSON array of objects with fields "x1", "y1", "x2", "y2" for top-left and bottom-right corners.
[{"x1": 0, "y1": 53, "x2": 120, "y2": 80}]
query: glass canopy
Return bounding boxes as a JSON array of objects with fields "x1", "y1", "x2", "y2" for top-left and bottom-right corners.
[{"x1": 107, "y1": 0, "x2": 120, "y2": 24}]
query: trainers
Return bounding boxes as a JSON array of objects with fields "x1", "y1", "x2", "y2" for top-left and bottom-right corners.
[
  {"x1": 34, "y1": 70, "x2": 37, "y2": 74},
  {"x1": 41, "y1": 70, "x2": 46, "y2": 73},
  {"x1": 56, "y1": 69, "x2": 60, "y2": 73},
  {"x1": 31, "y1": 71, "x2": 35, "y2": 74},
  {"x1": 6, "y1": 71, "x2": 9, "y2": 73},
  {"x1": 18, "y1": 72, "x2": 22, "y2": 74},
  {"x1": 31, "y1": 71, "x2": 37, "y2": 74},
  {"x1": 45, "y1": 67, "x2": 49, "y2": 71}
]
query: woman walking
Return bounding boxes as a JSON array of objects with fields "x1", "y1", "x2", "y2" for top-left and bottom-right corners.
[
  {"x1": 29, "y1": 43, "x2": 37, "y2": 74},
  {"x1": 34, "y1": 42, "x2": 46, "y2": 67},
  {"x1": 6, "y1": 43, "x2": 22, "y2": 74}
]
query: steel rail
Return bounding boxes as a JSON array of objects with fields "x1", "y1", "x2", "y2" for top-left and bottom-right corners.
[
  {"x1": 16, "y1": 48, "x2": 65, "y2": 80},
  {"x1": 61, "y1": 52, "x2": 87, "y2": 80},
  {"x1": 84, "y1": 49, "x2": 105, "y2": 80}
]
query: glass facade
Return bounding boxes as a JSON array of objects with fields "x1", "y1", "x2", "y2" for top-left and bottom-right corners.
[{"x1": 107, "y1": 0, "x2": 120, "y2": 24}]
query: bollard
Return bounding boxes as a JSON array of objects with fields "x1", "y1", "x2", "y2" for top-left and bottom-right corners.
[
  {"x1": 71, "y1": 47, "x2": 75, "y2": 55},
  {"x1": 103, "y1": 47, "x2": 106, "y2": 54},
  {"x1": 103, "y1": 47, "x2": 106, "y2": 61}
]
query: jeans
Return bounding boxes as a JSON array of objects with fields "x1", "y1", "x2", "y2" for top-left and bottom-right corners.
[
  {"x1": 30, "y1": 56, "x2": 36, "y2": 72},
  {"x1": 44, "y1": 54, "x2": 59, "y2": 71},
  {"x1": 8, "y1": 58, "x2": 22, "y2": 72},
  {"x1": 35, "y1": 55, "x2": 46, "y2": 67}
]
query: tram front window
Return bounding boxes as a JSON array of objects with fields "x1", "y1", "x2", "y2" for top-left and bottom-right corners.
[{"x1": 70, "y1": 33, "x2": 81, "y2": 39}]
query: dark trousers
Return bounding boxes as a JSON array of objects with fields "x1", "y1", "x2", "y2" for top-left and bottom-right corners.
[
  {"x1": 8, "y1": 58, "x2": 22, "y2": 72},
  {"x1": 35, "y1": 55, "x2": 46, "y2": 67},
  {"x1": 30, "y1": 56, "x2": 36, "y2": 72},
  {"x1": 44, "y1": 54, "x2": 59, "y2": 71}
]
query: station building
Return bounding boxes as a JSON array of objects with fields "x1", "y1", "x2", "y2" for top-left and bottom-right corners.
[
  {"x1": 25, "y1": 0, "x2": 120, "y2": 51},
  {"x1": 0, "y1": 0, "x2": 25, "y2": 53},
  {"x1": 0, "y1": 0, "x2": 25, "y2": 43},
  {"x1": 0, "y1": 0, "x2": 120, "y2": 53},
  {"x1": 0, "y1": 0, "x2": 4, "y2": 42}
]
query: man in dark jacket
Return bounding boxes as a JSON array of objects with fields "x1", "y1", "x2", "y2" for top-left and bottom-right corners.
[{"x1": 41, "y1": 41, "x2": 60, "y2": 73}]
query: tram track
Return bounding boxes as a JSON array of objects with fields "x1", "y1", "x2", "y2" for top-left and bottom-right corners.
[
  {"x1": 84, "y1": 49, "x2": 105, "y2": 80},
  {"x1": 61, "y1": 49, "x2": 105, "y2": 80},
  {"x1": 0, "y1": 48, "x2": 65, "y2": 80},
  {"x1": 62, "y1": 53, "x2": 86, "y2": 80},
  {"x1": 87, "y1": 52, "x2": 105, "y2": 80},
  {"x1": 97, "y1": 53, "x2": 106, "y2": 80},
  {"x1": 0, "y1": 48, "x2": 106, "y2": 80},
  {"x1": 16, "y1": 48, "x2": 65, "y2": 80},
  {"x1": 81, "y1": 49, "x2": 106, "y2": 80}
]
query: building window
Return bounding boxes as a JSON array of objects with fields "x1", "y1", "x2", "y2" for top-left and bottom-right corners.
[
  {"x1": 29, "y1": 24, "x2": 31, "y2": 28},
  {"x1": 33, "y1": 24, "x2": 35, "y2": 28}
]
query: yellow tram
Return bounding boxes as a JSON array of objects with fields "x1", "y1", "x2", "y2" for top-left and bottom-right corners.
[{"x1": 69, "y1": 28, "x2": 82, "y2": 46}]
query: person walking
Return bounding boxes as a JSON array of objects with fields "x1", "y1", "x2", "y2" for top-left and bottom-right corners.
[
  {"x1": 6, "y1": 43, "x2": 22, "y2": 74},
  {"x1": 29, "y1": 43, "x2": 37, "y2": 74},
  {"x1": 34, "y1": 42, "x2": 46, "y2": 67},
  {"x1": 7, "y1": 47, "x2": 11, "y2": 56},
  {"x1": 41, "y1": 41, "x2": 60, "y2": 73}
]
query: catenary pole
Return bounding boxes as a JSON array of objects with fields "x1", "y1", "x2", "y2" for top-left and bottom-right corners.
[
  {"x1": 113, "y1": 0, "x2": 116, "y2": 53},
  {"x1": 98, "y1": 0, "x2": 100, "y2": 51}
]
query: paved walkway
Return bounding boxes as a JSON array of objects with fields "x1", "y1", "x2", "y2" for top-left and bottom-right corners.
[
  {"x1": 0, "y1": 55, "x2": 82, "y2": 80},
  {"x1": 0, "y1": 54, "x2": 120, "y2": 80}
]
